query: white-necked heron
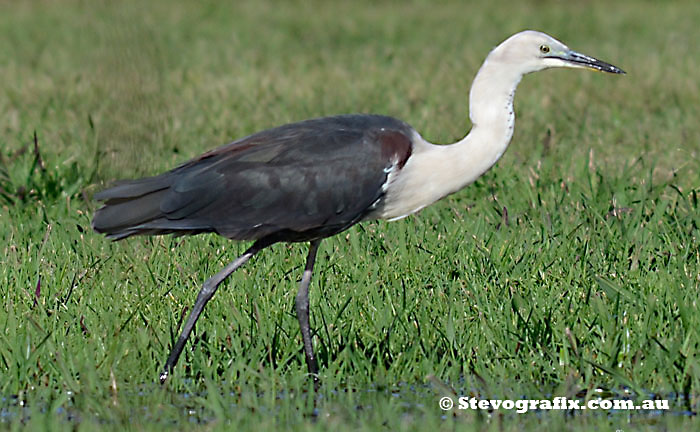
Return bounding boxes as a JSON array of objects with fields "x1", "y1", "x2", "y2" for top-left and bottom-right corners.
[{"x1": 92, "y1": 30, "x2": 624, "y2": 383}]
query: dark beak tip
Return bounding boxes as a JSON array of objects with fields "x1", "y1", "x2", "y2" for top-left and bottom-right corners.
[
  {"x1": 598, "y1": 63, "x2": 625, "y2": 75},
  {"x1": 605, "y1": 64, "x2": 626, "y2": 74}
]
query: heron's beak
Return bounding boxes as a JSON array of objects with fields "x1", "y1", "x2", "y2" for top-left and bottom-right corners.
[{"x1": 555, "y1": 50, "x2": 625, "y2": 74}]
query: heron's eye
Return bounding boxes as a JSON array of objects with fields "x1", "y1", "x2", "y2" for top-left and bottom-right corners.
[{"x1": 540, "y1": 45, "x2": 550, "y2": 54}]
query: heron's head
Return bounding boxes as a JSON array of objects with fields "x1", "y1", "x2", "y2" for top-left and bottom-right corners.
[{"x1": 489, "y1": 30, "x2": 625, "y2": 75}]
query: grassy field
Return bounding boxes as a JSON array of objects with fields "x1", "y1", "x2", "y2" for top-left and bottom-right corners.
[{"x1": 1, "y1": 0, "x2": 699, "y2": 430}]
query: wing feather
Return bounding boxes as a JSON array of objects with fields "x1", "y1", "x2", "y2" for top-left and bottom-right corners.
[{"x1": 92, "y1": 114, "x2": 414, "y2": 241}]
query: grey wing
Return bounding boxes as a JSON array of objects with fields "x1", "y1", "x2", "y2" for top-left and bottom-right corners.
[{"x1": 92, "y1": 115, "x2": 414, "y2": 241}]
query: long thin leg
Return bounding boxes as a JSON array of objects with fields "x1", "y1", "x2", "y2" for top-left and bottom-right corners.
[
  {"x1": 159, "y1": 239, "x2": 271, "y2": 383},
  {"x1": 296, "y1": 239, "x2": 321, "y2": 379}
]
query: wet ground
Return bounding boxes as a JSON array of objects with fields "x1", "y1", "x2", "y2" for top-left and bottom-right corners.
[{"x1": 1, "y1": 382, "x2": 696, "y2": 427}]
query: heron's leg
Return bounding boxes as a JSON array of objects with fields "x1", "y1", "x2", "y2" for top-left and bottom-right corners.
[
  {"x1": 296, "y1": 239, "x2": 321, "y2": 379},
  {"x1": 160, "y1": 239, "x2": 271, "y2": 383}
]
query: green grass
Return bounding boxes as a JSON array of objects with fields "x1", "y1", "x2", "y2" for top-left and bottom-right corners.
[{"x1": 1, "y1": 0, "x2": 699, "y2": 430}]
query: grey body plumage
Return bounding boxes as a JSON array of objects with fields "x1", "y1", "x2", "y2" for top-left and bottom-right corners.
[{"x1": 93, "y1": 114, "x2": 413, "y2": 242}]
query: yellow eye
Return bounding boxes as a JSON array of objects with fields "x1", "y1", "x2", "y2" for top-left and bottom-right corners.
[{"x1": 540, "y1": 45, "x2": 550, "y2": 54}]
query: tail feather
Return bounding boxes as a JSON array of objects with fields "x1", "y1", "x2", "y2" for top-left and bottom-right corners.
[
  {"x1": 93, "y1": 174, "x2": 171, "y2": 202},
  {"x1": 93, "y1": 175, "x2": 176, "y2": 240}
]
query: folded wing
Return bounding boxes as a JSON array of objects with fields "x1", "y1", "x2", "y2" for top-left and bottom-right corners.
[{"x1": 92, "y1": 114, "x2": 414, "y2": 242}]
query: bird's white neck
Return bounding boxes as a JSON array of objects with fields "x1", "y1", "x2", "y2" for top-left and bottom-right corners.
[
  {"x1": 446, "y1": 57, "x2": 522, "y2": 187},
  {"x1": 377, "y1": 56, "x2": 525, "y2": 221},
  {"x1": 469, "y1": 58, "x2": 522, "y2": 143}
]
